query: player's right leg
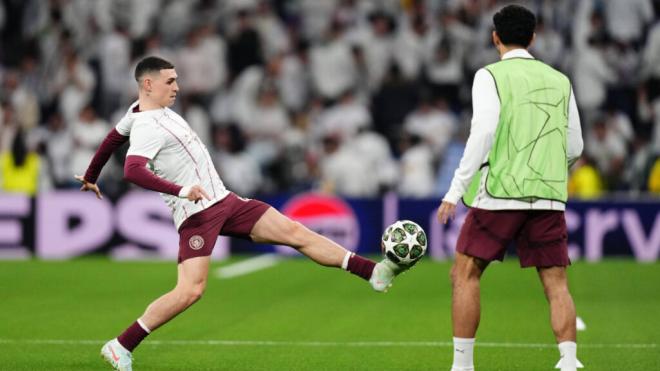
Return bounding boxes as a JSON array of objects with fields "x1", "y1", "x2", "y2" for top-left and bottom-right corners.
[
  {"x1": 449, "y1": 252, "x2": 488, "y2": 371},
  {"x1": 101, "y1": 256, "x2": 210, "y2": 370},
  {"x1": 248, "y1": 207, "x2": 403, "y2": 291},
  {"x1": 449, "y1": 208, "x2": 523, "y2": 371},
  {"x1": 140, "y1": 256, "x2": 211, "y2": 330}
]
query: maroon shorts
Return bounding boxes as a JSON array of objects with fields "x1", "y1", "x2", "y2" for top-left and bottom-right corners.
[
  {"x1": 456, "y1": 208, "x2": 569, "y2": 268},
  {"x1": 177, "y1": 193, "x2": 270, "y2": 263}
]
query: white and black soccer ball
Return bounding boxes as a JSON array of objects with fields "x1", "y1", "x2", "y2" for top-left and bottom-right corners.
[{"x1": 381, "y1": 220, "x2": 427, "y2": 266}]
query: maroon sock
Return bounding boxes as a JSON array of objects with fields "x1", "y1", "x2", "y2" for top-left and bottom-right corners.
[
  {"x1": 117, "y1": 321, "x2": 149, "y2": 352},
  {"x1": 346, "y1": 254, "x2": 376, "y2": 281}
]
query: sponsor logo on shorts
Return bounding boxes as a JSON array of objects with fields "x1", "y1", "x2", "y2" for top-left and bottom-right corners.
[{"x1": 189, "y1": 235, "x2": 205, "y2": 250}]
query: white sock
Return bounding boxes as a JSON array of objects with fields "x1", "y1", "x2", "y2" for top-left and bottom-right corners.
[
  {"x1": 341, "y1": 252, "x2": 353, "y2": 270},
  {"x1": 452, "y1": 337, "x2": 475, "y2": 370},
  {"x1": 558, "y1": 341, "x2": 577, "y2": 370}
]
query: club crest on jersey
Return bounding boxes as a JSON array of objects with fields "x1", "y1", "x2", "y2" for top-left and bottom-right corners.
[{"x1": 189, "y1": 235, "x2": 205, "y2": 250}]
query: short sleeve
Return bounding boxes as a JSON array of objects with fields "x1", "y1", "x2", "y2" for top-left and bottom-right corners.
[
  {"x1": 127, "y1": 121, "x2": 165, "y2": 160},
  {"x1": 115, "y1": 115, "x2": 133, "y2": 136},
  {"x1": 115, "y1": 101, "x2": 139, "y2": 136}
]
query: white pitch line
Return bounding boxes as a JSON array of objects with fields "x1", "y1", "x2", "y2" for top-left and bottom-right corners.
[
  {"x1": 0, "y1": 339, "x2": 656, "y2": 349},
  {"x1": 215, "y1": 254, "x2": 282, "y2": 279}
]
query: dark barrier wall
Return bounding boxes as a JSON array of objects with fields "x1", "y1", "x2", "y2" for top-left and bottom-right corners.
[{"x1": 1, "y1": 191, "x2": 658, "y2": 261}]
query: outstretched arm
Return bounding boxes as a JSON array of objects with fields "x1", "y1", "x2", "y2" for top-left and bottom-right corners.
[
  {"x1": 75, "y1": 128, "x2": 129, "y2": 199},
  {"x1": 83, "y1": 128, "x2": 129, "y2": 184},
  {"x1": 124, "y1": 155, "x2": 210, "y2": 203}
]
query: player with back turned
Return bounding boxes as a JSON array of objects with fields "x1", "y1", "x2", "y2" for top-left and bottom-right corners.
[
  {"x1": 436, "y1": 5, "x2": 584, "y2": 371},
  {"x1": 77, "y1": 56, "x2": 408, "y2": 371}
]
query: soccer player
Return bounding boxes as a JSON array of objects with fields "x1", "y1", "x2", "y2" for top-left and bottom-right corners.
[
  {"x1": 76, "y1": 56, "x2": 405, "y2": 371},
  {"x1": 436, "y1": 5, "x2": 584, "y2": 371}
]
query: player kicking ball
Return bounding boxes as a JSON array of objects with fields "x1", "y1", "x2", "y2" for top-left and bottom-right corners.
[{"x1": 77, "y1": 56, "x2": 408, "y2": 371}]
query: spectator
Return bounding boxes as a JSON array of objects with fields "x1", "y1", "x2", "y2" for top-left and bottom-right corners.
[
  {"x1": 213, "y1": 124, "x2": 263, "y2": 197},
  {"x1": 568, "y1": 156, "x2": 605, "y2": 199},
  {"x1": 397, "y1": 133, "x2": 435, "y2": 198},
  {"x1": 0, "y1": 129, "x2": 40, "y2": 195},
  {"x1": 70, "y1": 106, "x2": 109, "y2": 180},
  {"x1": 309, "y1": 19, "x2": 356, "y2": 100}
]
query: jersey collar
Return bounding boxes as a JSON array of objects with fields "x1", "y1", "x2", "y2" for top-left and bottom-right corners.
[{"x1": 501, "y1": 49, "x2": 534, "y2": 60}]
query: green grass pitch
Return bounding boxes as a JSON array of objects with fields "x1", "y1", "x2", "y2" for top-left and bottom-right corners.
[{"x1": 0, "y1": 258, "x2": 658, "y2": 370}]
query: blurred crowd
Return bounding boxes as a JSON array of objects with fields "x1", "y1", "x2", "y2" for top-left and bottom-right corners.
[{"x1": 1, "y1": 0, "x2": 660, "y2": 199}]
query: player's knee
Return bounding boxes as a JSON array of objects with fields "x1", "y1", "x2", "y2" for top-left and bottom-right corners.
[
  {"x1": 543, "y1": 283, "x2": 569, "y2": 301},
  {"x1": 178, "y1": 282, "x2": 206, "y2": 305},
  {"x1": 450, "y1": 261, "x2": 480, "y2": 287}
]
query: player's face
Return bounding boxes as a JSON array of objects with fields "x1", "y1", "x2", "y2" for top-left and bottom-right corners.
[{"x1": 150, "y1": 69, "x2": 179, "y2": 107}]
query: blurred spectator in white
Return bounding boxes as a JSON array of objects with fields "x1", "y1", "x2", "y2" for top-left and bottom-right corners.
[
  {"x1": 54, "y1": 48, "x2": 96, "y2": 123},
  {"x1": 397, "y1": 133, "x2": 435, "y2": 198},
  {"x1": 314, "y1": 90, "x2": 371, "y2": 142},
  {"x1": 623, "y1": 134, "x2": 656, "y2": 192},
  {"x1": 349, "y1": 10, "x2": 396, "y2": 92},
  {"x1": 310, "y1": 19, "x2": 356, "y2": 100},
  {"x1": 227, "y1": 54, "x2": 288, "y2": 128},
  {"x1": 42, "y1": 112, "x2": 73, "y2": 187},
  {"x1": 98, "y1": 23, "x2": 131, "y2": 117},
  {"x1": 2, "y1": 70, "x2": 39, "y2": 132},
  {"x1": 0, "y1": 103, "x2": 17, "y2": 153},
  {"x1": 394, "y1": 13, "x2": 439, "y2": 81},
  {"x1": 403, "y1": 96, "x2": 457, "y2": 156},
  {"x1": 437, "y1": 7, "x2": 475, "y2": 56},
  {"x1": 349, "y1": 127, "x2": 398, "y2": 193},
  {"x1": 242, "y1": 84, "x2": 291, "y2": 167},
  {"x1": 18, "y1": 55, "x2": 41, "y2": 100},
  {"x1": 319, "y1": 133, "x2": 379, "y2": 197},
  {"x1": 298, "y1": 0, "x2": 339, "y2": 41},
  {"x1": 573, "y1": 34, "x2": 616, "y2": 124},
  {"x1": 425, "y1": 38, "x2": 463, "y2": 109},
  {"x1": 254, "y1": 0, "x2": 290, "y2": 58},
  {"x1": 175, "y1": 23, "x2": 227, "y2": 99},
  {"x1": 603, "y1": 106, "x2": 635, "y2": 145},
  {"x1": 435, "y1": 111, "x2": 470, "y2": 196},
  {"x1": 213, "y1": 124, "x2": 263, "y2": 197},
  {"x1": 70, "y1": 106, "x2": 109, "y2": 178},
  {"x1": 572, "y1": 3, "x2": 605, "y2": 54},
  {"x1": 585, "y1": 116, "x2": 627, "y2": 187},
  {"x1": 638, "y1": 87, "x2": 660, "y2": 153},
  {"x1": 182, "y1": 96, "x2": 212, "y2": 148},
  {"x1": 348, "y1": 44, "x2": 371, "y2": 102},
  {"x1": 602, "y1": 0, "x2": 654, "y2": 45},
  {"x1": 279, "y1": 42, "x2": 311, "y2": 112},
  {"x1": 128, "y1": 0, "x2": 161, "y2": 39},
  {"x1": 156, "y1": 0, "x2": 196, "y2": 44},
  {"x1": 530, "y1": 16, "x2": 564, "y2": 68}
]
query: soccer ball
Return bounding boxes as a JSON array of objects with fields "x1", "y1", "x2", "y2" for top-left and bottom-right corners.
[{"x1": 381, "y1": 220, "x2": 427, "y2": 266}]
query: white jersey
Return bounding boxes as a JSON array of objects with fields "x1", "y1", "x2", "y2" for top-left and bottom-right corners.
[{"x1": 116, "y1": 101, "x2": 229, "y2": 229}]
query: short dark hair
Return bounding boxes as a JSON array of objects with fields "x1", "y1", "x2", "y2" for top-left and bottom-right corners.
[
  {"x1": 134, "y1": 56, "x2": 174, "y2": 81},
  {"x1": 493, "y1": 5, "x2": 536, "y2": 47}
]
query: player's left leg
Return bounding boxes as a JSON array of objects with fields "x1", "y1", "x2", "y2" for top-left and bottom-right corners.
[
  {"x1": 538, "y1": 266, "x2": 580, "y2": 371},
  {"x1": 519, "y1": 210, "x2": 580, "y2": 370},
  {"x1": 248, "y1": 207, "x2": 402, "y2": 291}
]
